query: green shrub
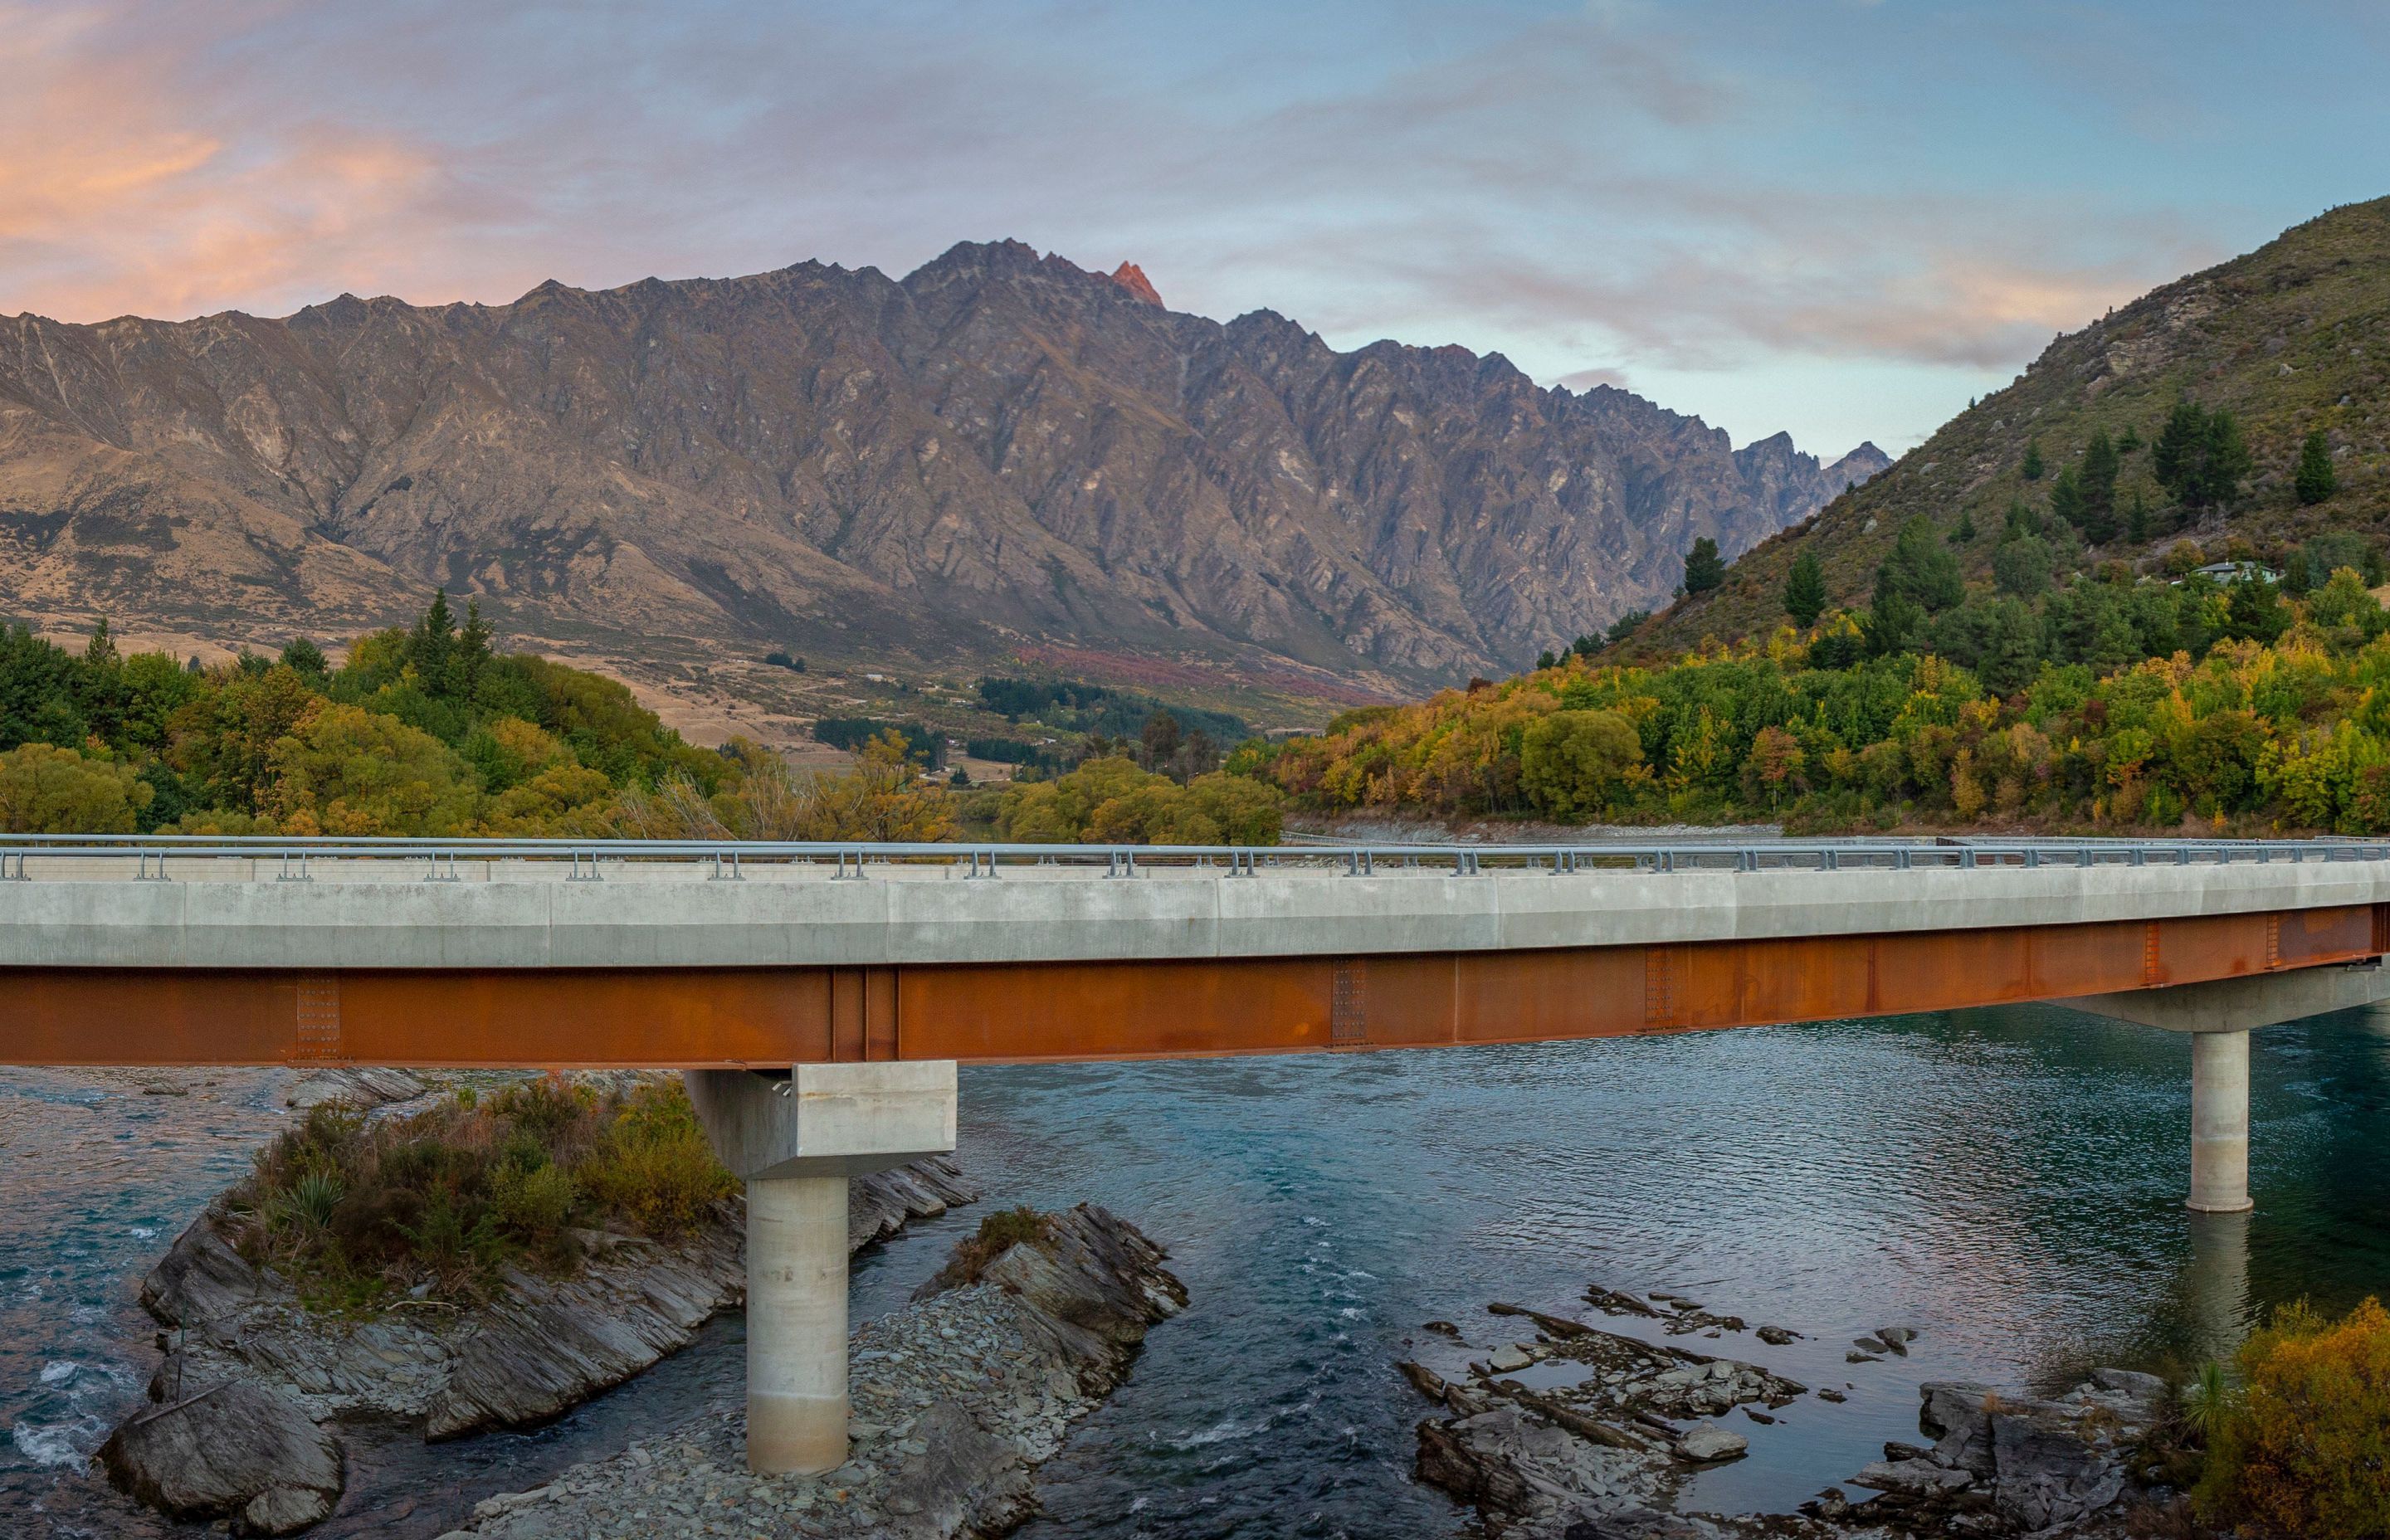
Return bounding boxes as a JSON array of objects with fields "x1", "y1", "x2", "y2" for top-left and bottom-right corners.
[
  {"x1": 574, "y1": 1081, "x2": 737, "y2": 1238},
  {"x1": 228, "y1": 1075, "x2": 728, "y2": 1306}
]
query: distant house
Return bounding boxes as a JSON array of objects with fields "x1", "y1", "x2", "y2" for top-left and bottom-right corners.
[{"x1": 2176, "y1": 559, "x2": 2282, "y2": 586}]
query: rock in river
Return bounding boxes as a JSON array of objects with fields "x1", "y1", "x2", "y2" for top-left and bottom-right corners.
[
  {"x1": 1674, "y1": 1423, "x2": 1746, "y2": 1463},
  {"x1": 98, "y1": 1379, "x2": 344, "y2": 1536}
]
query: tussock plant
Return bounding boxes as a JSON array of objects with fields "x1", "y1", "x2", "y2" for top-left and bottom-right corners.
[{"x1": 227, "y1": 1076, "x2": 735, "y2": 1309}]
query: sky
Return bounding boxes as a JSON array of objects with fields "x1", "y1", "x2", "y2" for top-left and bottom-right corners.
[{"x1": 2, "y1": 2, "x2": 2385, "y2": 457}]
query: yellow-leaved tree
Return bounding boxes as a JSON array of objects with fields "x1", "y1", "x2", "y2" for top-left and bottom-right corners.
[
  {"x1": 261, "y1": 701, "x2": 480, "y2": 836},
  {"x1": 0, "y1": 743, "x2": 152, "y2": 832}
]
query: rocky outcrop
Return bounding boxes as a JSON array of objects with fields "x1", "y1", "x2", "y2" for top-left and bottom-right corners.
[
  {"x1": 96, "y1": 1379, "x2": 344, "y2": 1536},
  {"x1": 107, "y1": 1156, "x2": 978, "y2": 1531},
  {"x1": 0, "y1": 241, "x2": 1856, "y2": 684},
  {"x1": 1400, "y1": 1291, "x2": 1809, "y2": 1539},
  {"x1": 1813, "y1": 1370, "x2": 2173, "y2": 1535},
  {"x1": 451, "y1": 1202, "x2": 1187, "y2": 1540}
]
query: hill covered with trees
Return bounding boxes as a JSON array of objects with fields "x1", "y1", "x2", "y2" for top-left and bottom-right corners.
[
  {"x1": 1244, "y1": 199, "x2": 2390, "y2": 839},
  {"x1": 1624, "y1": 197, "x2": 2390, "y2": 662},
  {"x1": 0, "y1": 595, "x2": 954, "y2": 839}
]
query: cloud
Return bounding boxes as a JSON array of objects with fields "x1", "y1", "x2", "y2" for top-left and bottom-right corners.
[{"x1": 0, "y1": 0, "x2": 2349, "y2": 454}]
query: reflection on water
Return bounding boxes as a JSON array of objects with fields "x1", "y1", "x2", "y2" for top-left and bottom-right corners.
[{"x1": 7, "y1": 1004, "x2": 2390, "y2": 1538}]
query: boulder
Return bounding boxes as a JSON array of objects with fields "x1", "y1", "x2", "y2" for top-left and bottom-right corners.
[
  {"x1": 876, "y1": 1399, "x2": 1036, "y2": 1538},
  {"x1": 1991, "y1": 1409, "x2": 2124, "y2": 1529},
  {"x1": 97, "y1": 1380, "x2": 344, "y2": 1536},
  {"x1": 1851, "y1": 1457, "x2": 1973, "y2": 1495},
  {"x1": 139, "y1": 1216, "x2": 268, "y2": 1328},
  {"x1": 1675, "y1": 1423, "x2": 1747, "y2": 1462},
  {"x1": 285, "y1": 1066, "x2": 427, "y2": 1110}
]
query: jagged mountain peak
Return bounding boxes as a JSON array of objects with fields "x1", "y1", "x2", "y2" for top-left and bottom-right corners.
[{"x1": 0, "y1": 241, "x2": 1871, "y2": 690}]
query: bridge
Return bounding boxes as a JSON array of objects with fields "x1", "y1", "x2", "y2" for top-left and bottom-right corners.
[{"x1": 6, "y1": 833, "x2": 2388, "y2": 1475}]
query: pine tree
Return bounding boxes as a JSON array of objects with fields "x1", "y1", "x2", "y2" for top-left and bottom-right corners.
[
  {"x1": 1952, "y1": 510, "x2": 1977, "y2": 543},
  {"x1": 1783, "y1": 549, "x2": 1827, "y2": 626},
  {"x1": 1875, "y1": 517, "x2": 1964, "y2": 614},
  {"x1": 1536, "y1": 649, "x2": 1558, "y2": 671},
  {"x1": 2079, "y1": 430, "x2": 2120, "y2": 541},
  {"x1": 2125, "y1": 492, "x2": 2150, "y2": 543},
  {"x1": 2049, "y1": 466, "x2": 2086, "y2": 533},
  {"x1": 2117, "y1": 426, "x2": 2142, "y2": 455},
  {"x1": 408, "y1": 589, "x2": 456, "y2": 685},
  {"x1": 2295, "y1": 428, "x2": 2337, "y2": 505},
  {"x1": 2198, "y1": 409, "x2": 2252, "y2": 509},
  {"x1": 2022, "y1": 439, "x2": 2045, "y2": 481},
  {"x1": 1682, "y1": 536, "x2": 1725, "y2": 595},
  {"x1": 454, "y1": 600, "x2": 494, "y2": 699},
  {"x1": 84, "y1": 619, "x2": 116, "y2": 668},
  {"x1": 2153, "y1": 400, "x2": 2207, "y2": 507}
]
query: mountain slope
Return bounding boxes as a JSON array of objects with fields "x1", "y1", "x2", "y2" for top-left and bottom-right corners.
[
  {"x1": 0, "y1": 242, "x2": 1871, "y2": 694},
  {"x1": 1635, "y1": 197, "x2": 2390, "y2": 655}
]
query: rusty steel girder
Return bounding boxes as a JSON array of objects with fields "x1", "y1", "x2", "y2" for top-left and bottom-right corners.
[{"x1": 0, "y1": 904, "x2": 2378, "y2": 1069}]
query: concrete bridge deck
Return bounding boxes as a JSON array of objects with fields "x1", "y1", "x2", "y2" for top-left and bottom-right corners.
[{"x1": 12, "y1": 835, "x2": 2388, "y2": 1473}]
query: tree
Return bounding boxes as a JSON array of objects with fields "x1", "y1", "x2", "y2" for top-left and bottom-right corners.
[
  {"x1": 2022, "y1": 439, "x2": 2045, "y2": 480},
  {"x1": 1992, "y1": 535, "x2": 2053, "y2": 597},
  {"x1": 2049, "y1": 465, "x2": 2087, "y2": 534},
  {"x1": 1875, "y1": 517, "x2": 1964, "y2": 614},
  {"x1": 2295, "y1": 429, "x2": 2337, "y2": 505},
  {"x1": 1783, "y1": 550, "x2": 1827, "y2": 627},
  {"x1": 2223, "y1": 576, "x2": 2290, "y2": 645},
  {"x1": 2153, "y1": 400, "x2": 2206, "y2": 500},
  {"x1": 1604, "y1": 610, "x2": 1651, "y2": 646},
  {"x1": 0, "y1": 743, "x2": 151, "y2": 832},
  {"x1": 280, "y1": 637, "x2": 328, "y2": 675},
  {"x1": 2153, "y1": 400, "x2": 2253, "y2": 513},
  {"x1": 2003, "y1": 499, "x2": 2044, "y2": 539},
  {"x1": 2202, "y1": 409, "x2": 2253, "y2": 508},
  {"x1": 1536, "y1": 650, "x2": 1558, "y2": 671},
  {"x1": 2078, "y1": 430, "x2": 2120, "y2": 541},
  {"x1": 1743, "y1": 725, "x2": 1805, "y2": 811},
  {"x1": 1139, "y1": 709, "x2": 1183, "y2": 776},
  {"x1": 1519, "y1": 709, "x2": 1647, "y2": 821},
  {"x1": 1682, "y1": 537, "x2": 1725, "y2": 596},
  {"x1": 1951, "y1": 510, "x2": 1977, "y2": 543},
  {"x1": 407, "y1": 589, "x2": 456, "y2": 689},
  {"x1": 2126, "y1": 492, "x2": 2151, "y2": 543},
  {"x1": 260, "y1": 700, "x2": 480, "y2": 836}
]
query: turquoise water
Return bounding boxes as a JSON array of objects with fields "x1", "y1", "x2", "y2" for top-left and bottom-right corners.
[{"x1": 8, "y1": 1005, "x2": 2390, "y2": 1537}]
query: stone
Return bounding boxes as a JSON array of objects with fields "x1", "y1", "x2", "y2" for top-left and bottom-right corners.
[
  {"x1": 1489, "y1": 1345, "x2": 1534, "y2": 1373},
  {"x1": 1991, "y1": 1410, "x2": 2124, "y2": 1528},
  {"x1": 1675, "y1": 1423, "x2": 1747, "y2": 1462},
  {"x1": 286, "y1": 1066, "x2": 427, "y2": 1110},
  {"x1": 1755, "y1": 1326, "x2": 1796, "y2": 1346},
  {"x1": 1851, "y1": 1457, "x2": 1973, "y2": 1495},
  {"x1": 97, "y1": 1380, "x2": 344, "y2": 1537}
]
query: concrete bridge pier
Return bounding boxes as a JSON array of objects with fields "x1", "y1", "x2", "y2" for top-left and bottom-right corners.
[
  {"x1": 686, "y1": 1062, "x2": 958, "y2": 1475},
  {"x1": 2078, "y1": 964, "x2": 2390, "y2": 1214}
]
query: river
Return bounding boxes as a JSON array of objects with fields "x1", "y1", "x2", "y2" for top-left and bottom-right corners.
[{"x1": 7, "y1": 1003, "x2": 2390, "y2": 1537}]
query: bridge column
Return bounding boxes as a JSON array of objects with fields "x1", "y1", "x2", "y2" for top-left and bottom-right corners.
[
  {"x1": 685, "y1": 1062, "x2": 958, "y2": 1476},
  {"x1": 2188, "y1": 1028, "x2": 2252, "y2": 1214},
  {"x1": 2075, "y1": 966, "x2": 2390, "y2": 1215}
]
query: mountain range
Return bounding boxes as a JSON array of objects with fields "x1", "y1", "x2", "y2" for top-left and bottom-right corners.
[{"x1": 0, "y1": 241, "x2": 1883, "y2": 696}]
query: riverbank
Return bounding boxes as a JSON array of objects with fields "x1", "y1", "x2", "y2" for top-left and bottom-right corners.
[
  {"x1": 95, "y1": 1072, "x2": 980, "y2": 1534},
  {"x1": 443, "y1": 1204, "x2": 1186, "y2": 1540}
]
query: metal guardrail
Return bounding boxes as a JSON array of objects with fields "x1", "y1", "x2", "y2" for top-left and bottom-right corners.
[{"x1": 0, "y1": 834, "x2": 2383, "y2": 880}]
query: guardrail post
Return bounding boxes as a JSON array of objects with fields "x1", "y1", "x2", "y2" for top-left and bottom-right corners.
[
  {"x1": 710, "y1": 850, "x2": 746, "y2": 881},
  {"x1": 1824, "y1": 850, "x2": 1840, "y2": 871},
  {"x1": 2, "y1": 851, "x2": 24, "y2": 881},
  {"x1": 136, "y1": 852, "x2": 169, "y2": 882}
]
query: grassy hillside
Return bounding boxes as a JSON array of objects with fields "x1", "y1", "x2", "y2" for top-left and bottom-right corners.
[{"x1": 1632, "y1": 197, "x2": 2390, "y2": 655}]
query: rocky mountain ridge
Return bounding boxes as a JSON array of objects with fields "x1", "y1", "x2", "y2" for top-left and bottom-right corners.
[{"x1": 0, "y1": 241, "x2": 1876, "y2": 694}]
